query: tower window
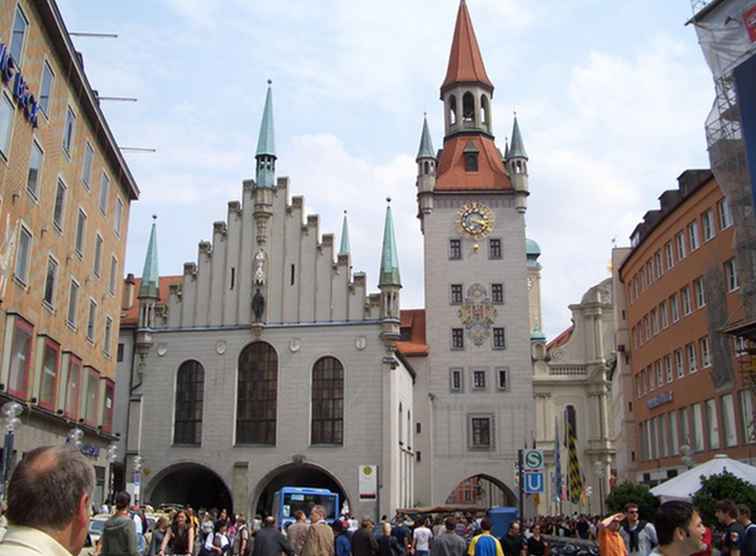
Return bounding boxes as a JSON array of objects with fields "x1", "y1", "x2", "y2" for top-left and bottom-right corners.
[
  {"x1": 290, "y1": 264, "x2": 295, "y2": 285},
  {"x1": 450, "y1": 284, "x2": 463, "y2": 305},
  {"x1": 449, "y1": 239, "x2": 462, "y2": 260},
  {"x1": 464, "y1": 152, "x2": 479, "y2": 172},
  {"x1": 488, "y1": 238, "x2": 502, "y2": 259},
  {"x1": 491, "y1": 283, "x2": 504, "y2": 304},
  {"x1": 230, "y1": 267, "x2": 236, "y2": 290},
  {"x1": 424, "y1": 161, "x2": 430, "y2": 175},
  {"x1": 493, "y1": 327, "x2": 506, "y2": 350},
  {"x1": 451, "y1": 328, "x2": 464, "y2": 350},
  {"x1": 462, "y1": 92, "x2": 475, "y2": 123},
  {"x1": 449, "y1": 95, "x2": 457, "y2": 126}
]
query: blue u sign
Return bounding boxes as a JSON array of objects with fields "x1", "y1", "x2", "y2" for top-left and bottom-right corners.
[{"x1": 524, "y1": 472, "x2": 544, "y2": 494}]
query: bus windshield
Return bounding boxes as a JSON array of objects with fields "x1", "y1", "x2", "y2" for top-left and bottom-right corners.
[{"x1": 282, "y1": 492, "x2": 337, "y2": 521}]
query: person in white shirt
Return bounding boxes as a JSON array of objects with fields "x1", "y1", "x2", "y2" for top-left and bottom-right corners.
[
  {"x1": 413, "y1": 520, "x2": 433, "y2": 556},
  {"x1": 205, "y1": 522, "x2": 230, "y2": 555}
]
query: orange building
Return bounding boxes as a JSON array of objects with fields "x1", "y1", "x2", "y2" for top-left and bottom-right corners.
[
  {"x1": 619, "y1": 169, "x2": 754, "y2": 484},
  {"x1": 0, "y1": 0, "x2": 138, "y2": 503}
]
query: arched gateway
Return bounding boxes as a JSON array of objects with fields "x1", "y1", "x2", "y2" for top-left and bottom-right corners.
[
  {"x1": 445, "y1": 474, "x2": 517, "y2": 507},
  {"x1": 147, "y1": 463, "x2": 233, "y2": 513},
  {"x1": 252, "y1": 463, "x2": 350, "y2": 518}
]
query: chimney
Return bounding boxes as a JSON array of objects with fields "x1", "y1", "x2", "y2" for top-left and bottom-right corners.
[{"x1": 122, "y1": 273, "x2": 136, "y2": 310}]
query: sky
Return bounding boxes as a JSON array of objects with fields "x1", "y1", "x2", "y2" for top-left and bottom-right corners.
[{"x1": 56, "y1": 0, "x2": 713, "y2": 340}]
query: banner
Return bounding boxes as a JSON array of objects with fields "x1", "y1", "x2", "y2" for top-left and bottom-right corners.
[{"x1": 358, "y1": 465, "x2": 377, "y2": 500}]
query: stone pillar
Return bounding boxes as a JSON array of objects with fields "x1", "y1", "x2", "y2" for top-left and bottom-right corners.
[{"x1": 233, "y1": 462, "x2": 249, "y2": 515}]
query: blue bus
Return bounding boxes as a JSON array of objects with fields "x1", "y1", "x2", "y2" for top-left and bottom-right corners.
[{"x1": 272, "y1": 487, "x2": 339, "y2": 529}]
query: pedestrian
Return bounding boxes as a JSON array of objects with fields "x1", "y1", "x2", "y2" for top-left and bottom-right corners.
[
  {"x1": 499, "y1": 521, "x2": 525, "y2": 556},
  {"x1": 431, "y1": 518, "x2": 466, "y2": 556},
  {"x1": 335, "y1": 520, "x2": 352, "y2": 556},
  {"x1": 132, "y1": 505, "x2": 146, "y2": 555},
  {"x1": 251, "y1": 516, "x2": 294, "y2": 556},
  {"x1": 378, "y1": 523, "x2": 403, "y2": 556},
  {"x1": 99, "y1": 491, "x2": 139, "y2": 556},
  {"x1": 287, "y1": 511, "x2": 309, "y2": 556},
  {"x1": 391, "y1": 518, "x2": 411, "y2": 556},
  {"x1": 467, "y1": 518, "x2": 504, "y2": 556},
  {"x1": 598, "y1": 513, "x2": 627, "y2": 556},
  {"x1": 524, "y1": 524, "x2": 545, "y2": 556},
  {"x1": 204, "y1": 521, "x2": 230, "y2": 555},
  {"x1": 649, "y1": 500, "x2": 706, "y2": 556},
  {"x1": 161, "y1": 509, "x2": 195, "y2": 556},
  {"x1": 0, "y1": 446, "x2": 94, "y2": 556},
  {"x1": 302, "y1": 505, "x2": 335, "y2": 556},
  {"x1": 736, "y1": 505, "x2": 756, "y2": 556},
  {"x1": 148, "y1": 517, "x2": 170, "y2": 556},
  {"x1": 352, "y1": 518, "x2": 379, "y2": 556},
  {"x1": 233, "y1": 515, "x2": 251, "y2": 556},
  {"x1": 413, "y1": 519, "x2": 433, "y2": 556},
  {"x1": 347, "y1": 514, "x2": 359, "y2": 535},
  {"x1": 621, "y1": 503, "x2": 658, "y2": 556},
  {"x1": 716, "y1": 500, "x2": 746, "y2": 556},
  {"x1": 202, "y1": 512, "x2": 217, "y2": 546}
]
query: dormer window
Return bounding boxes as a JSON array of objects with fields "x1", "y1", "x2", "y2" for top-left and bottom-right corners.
[{"x1": 464, "y1": 141, "x2": 479, "y2": 172}]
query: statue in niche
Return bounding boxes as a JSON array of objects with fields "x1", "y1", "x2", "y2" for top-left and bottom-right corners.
[
  {"x1": 254, "y1": 249, "x2": 266, "y2": 286},
  {"x1": 252, "y1": 288, "x2": 265, "y2": 322}
]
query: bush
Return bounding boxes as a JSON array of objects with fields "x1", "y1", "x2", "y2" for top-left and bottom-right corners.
[
  {"x1": 605, "y1": 481, "x2": 659, "y2": 521},
  {"x1": 691, "y1": 470, "x2": 756, "y2": 527}
]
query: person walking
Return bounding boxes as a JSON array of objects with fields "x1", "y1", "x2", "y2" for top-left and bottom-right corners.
[
  {"x1": 204, "y1": 521, "x2": 230, "y2": 555},
  {"x1": 621, "y1": 503, "x2": 658, "y2": 556},
  {"x1": 736, "y1": 505, "x2": 756, "y2": 556},
  {"x1": 524, "y1": 525, "x2": 546, "y2": 556},
  {"x1": 413, "y1": 519, "x2": 433, "y2": 556},
  {"x1": 716, "y1": 500, "x2": 746, "y2": 556},
  {"x1": 287, "y1": 512, "x2": 309, "y2": 556},
  {"x1": 499, "y1": 522, "x2": 525, "y2": 556},
  {"x1": 431, "y1": 518, "x2": 466, "y2": 556},
  {"x1": 161, "y1": 510, "x2": 195, "y2": 556},
  {"x1": 648, "y1": 501, "x2": 706, "y2": 556},
  {"x1": 148, "y1": 517, "x2": 170, "y2": 556},
  {"x1": 0, "y1": 446, "x2": 95, "y2": 556},
  {"x1": 377, "y1": 523, "x2": 402, "y2": 556},
  {"x1": 233, "y1": 515, "x2": 251, "y2": 556},
  {"x1": 468, "y1": 518, "x2": 504, "y2": 556},
  {"x1": 100, "y1": 492, "x2": 139, "y2": 556},
  {"x1": 302, "y1": 506, "x2": 334, "y2": 556},
  {"x1": 251, "y1": 517, "x2": 294, "y2": 556},
  {"x1": 598, "y1": 513, "x2": 628, "y2": 556},
  {"x1": 352, "y1": 519, "x2": 379, "y2": 556},
  {"x1": 334, "y1": 520, "x2": 352, "y2": 556}
]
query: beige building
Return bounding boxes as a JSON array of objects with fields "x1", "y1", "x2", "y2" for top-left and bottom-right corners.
[{"x1": 0, "y1": 0, "x2": 138, "y2": 504}]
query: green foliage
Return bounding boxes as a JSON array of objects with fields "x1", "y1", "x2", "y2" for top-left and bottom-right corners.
[
  {"x1": 691, "y1": 470, "x2": 756, "y2": 526},
  {"x1": 605, "y1": 481, "x2": 659, "y2": 521}
]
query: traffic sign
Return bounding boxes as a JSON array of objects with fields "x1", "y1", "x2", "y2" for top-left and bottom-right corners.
[
  {"x1": 524, "y1": 471, "x2": 545, "y2": 494},
  {"x1": 523, "y1": 449, "x2": 545, "y2": 471}
]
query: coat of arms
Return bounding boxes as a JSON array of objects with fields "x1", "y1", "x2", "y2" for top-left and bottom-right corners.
[{"x1": 458, "y1": 283, "x2": 497, "y2": 346}]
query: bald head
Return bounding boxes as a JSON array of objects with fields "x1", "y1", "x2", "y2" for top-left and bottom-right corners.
[{"x1": 7, "y1": 446, "x2": 95, "y2": 531}]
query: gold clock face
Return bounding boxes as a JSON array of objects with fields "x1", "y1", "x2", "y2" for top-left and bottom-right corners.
[{"x1": 457, "y1": 202, "x2": 494, "y2": 238}]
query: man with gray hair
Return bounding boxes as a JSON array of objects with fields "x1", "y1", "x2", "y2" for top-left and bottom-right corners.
[
  {"x1": 302, "y1": 506, "x2": 334, "y2": 556},
  {"x1": 0, "y1": 446, "x2": 95, "y2": 556}
]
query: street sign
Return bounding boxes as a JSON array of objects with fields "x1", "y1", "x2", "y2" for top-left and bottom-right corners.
[
  {"x1": 358, "y1": 465, "x2": 377, "y2": 500},
  {"x1": 524, "y1": 471, "x2": 545, "y2": 494},
  {"x1": 523, "y1": 449, "x2": 545, "y2": 471}
]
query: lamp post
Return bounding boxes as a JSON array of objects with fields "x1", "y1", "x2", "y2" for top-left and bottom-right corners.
[
  {"x1": 680, "y1": 442, "x2": 695, "y2": 470},
  {"x1": 65, "y1": 426, "x2": 84, "y2": 450},
  {"x1": 133, "y1": 455, "x2": 143, "y2": 506},
  {"x1": 593, "y1": 460, "x2": 606, "y2": 516},
  {"x1": 106, "y1": 442, "x2": 119, "y2": 504},
  {"x1": 0, "y1": 401, "x2": 23, "y2": 501}
]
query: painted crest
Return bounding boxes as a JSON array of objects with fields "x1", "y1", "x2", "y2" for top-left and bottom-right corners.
[{"x1": 458, "y1": 283, "x2": 497, "y2": 346}]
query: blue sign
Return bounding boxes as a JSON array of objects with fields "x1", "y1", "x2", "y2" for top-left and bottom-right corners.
[
  {"x1": 524, "y1": 472, "x2": 544, "y2": 494},
  {"x1": 647, "y1": 391, "x2": 673, "y2": 410},
  {"x1": 0, "y1": 42, "x2": 40, "y2": 128},
  {"x1": 80, "y1": 444, "x2": 100, "y2": 459}
]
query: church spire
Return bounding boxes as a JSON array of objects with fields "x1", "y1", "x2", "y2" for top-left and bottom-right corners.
[
  {"x1": 379, "y1": 199, "x2": 401, "y2": 288},
  {"x1": 440, "y1": 0, "x2": 493, "y2": 97},
  {"x1": 509, "y1": 114, "x2": 528, "y2": 160},
  {"x1": 339, "y1": 210, "x2": 351, "y2": 256},
  {"x1": 255, "y1": 80, "x2": 277, "y2": 188},
  {"x1": 417, "y1": 114, "x2": 435, "y2": 160},
  {"x1": 139, "y1": 216, "x2": 159, "y2": 299}
]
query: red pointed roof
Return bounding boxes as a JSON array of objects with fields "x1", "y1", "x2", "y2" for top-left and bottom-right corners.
[
  {"x1": 441, "y1": 1, "x2": 494, "y2": 96},
  {"x1": 436, "y1": 135, "x2": 512, "y2": 190}
]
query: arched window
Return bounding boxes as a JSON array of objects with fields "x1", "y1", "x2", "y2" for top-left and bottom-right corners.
[
  {"x1": 564, "y1": 405, "x2": 578, "y2": 442},
  {"x1": 174, "y1": 360, "x2": 205, "y2": 445},
  {"x1": 311, "y1": 356, "x2": 344, "y2": 445},
  {"x1": 480, "y1": 95, "x2": 490, "y2": 126},
  {"x1": 423, "y1": 161, "x2": 430, "y2": 175},
  {"x1": 399, "y1": 403, "x2": 403, "y2": 444},
  {"x1": 237, "y1": 342, "x2": 278, "y2": 445},
  {"x1": 449, "y1": 95, "x2": 457, "y2": 125},
  {"x1": 463, "y1": 92, "x2": 475, "y2": 123}
]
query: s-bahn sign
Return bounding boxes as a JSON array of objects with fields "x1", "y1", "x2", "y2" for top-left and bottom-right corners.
[
  {"x1": 0, "y1": 43, "x2": 40, "y2": 128},
  {"x1": 523, "y1": 449, "x2": 545, "y2": 471}
]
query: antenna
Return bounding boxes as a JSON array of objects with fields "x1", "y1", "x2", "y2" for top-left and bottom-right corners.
[
  {"x1": 69, "y1": 32, "x2": 118, "y2": 38},
  {"x1": 119, "y1": 147, "x2": 157, "y2": 153},
  {"x1": 96, "y1": 96, "x2": 138, "y2": 102}
]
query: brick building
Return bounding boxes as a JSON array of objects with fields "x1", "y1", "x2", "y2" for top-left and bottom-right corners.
[
  {"x1": 619, "y1": 169, "x2": 754, "y2": 484},
  {"x1": 0, "y1": 0, "x2": 138, "y2": 504}
]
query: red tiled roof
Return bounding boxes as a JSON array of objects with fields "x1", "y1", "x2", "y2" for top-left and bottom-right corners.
[
  {"x1": 397, "y1": 309, "x2": 428, "y2": 357},
  {"x1": 546, "y1": 326, "x2": 574, "y2": 351},
  {"x1": 441, "y1": 0, "x2": 494, "y2": 96},
  {"x1": 436, "y1": 135, "x2": 512, "y2": 191},
  {"x1": 120, "y1": 275, "x2": 183, "y2": 326}
]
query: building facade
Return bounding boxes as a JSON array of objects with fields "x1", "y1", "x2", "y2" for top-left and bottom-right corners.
[
  {"x1": 117, "y1": 1, "x2": 537, "y2": 518},
  {"x1": 619, "y1": 169, "x2": 755, "y2": 485},
  {"x1": 0, "y1": 0, "x2": 139, "y2": 505}
]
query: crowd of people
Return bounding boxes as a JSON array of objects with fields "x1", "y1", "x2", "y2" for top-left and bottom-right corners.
[{"x1": 0, "y1": 446, "x2": 754, "y2": 556}]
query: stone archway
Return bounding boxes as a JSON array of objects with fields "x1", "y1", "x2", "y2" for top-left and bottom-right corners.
[
  {"x1": 146, "y1": 462, "x2": 233, "y2": 513},
  {"x1": 445, "y1": 474, "x2": 517, "y2": 507},
  {"x1": 252, "y1": 462, "x2": 350, "y2": 518}
]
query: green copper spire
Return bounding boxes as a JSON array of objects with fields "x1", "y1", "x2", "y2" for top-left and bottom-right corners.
[
  {"x1": 255, "y1": 80, "x2": 277, "y2": 188},
  {"x1": 339, "y1": 210, "x2": 351, "y2": 256},
  {"x1": 509, "y1": 114, "x2": 528, "y2": 159},
  {"x1": 139, "y1": 216, "x2": 159, "y2": 299},
  {"x1": 504, "y1": 136, "x2": 510, "y2": 160},
  {"x1": 416, "y1": 114, "x2": 435, "y2": 160},
  {"x1": 379, "y1": 199, "x2": 401, "y2": 287}
]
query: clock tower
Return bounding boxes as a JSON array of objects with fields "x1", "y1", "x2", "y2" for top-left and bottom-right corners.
[{"x1": 413, "y1": 0, "x2": 535, "y2": 509}]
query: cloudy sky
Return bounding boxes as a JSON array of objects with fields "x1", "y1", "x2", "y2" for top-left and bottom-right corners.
[{"x1": 57, "y1": 0, "x2": 712, "y2": 340}]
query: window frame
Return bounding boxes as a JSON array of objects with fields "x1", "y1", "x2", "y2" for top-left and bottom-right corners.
[
  {"x1": 310, "y1": 356, "x2": 345, "y2": 445},
  {"x1": 98, "y1": 172, "x2": 110, "y2": 215},
  {"x1": 468, "y1": 414, "x2": 494, "y2": 451},
  {"x1": 449, "y1": 238, "x2": 462, "y2": 260},
  {"x1": 492, "y1": 327, "x2": 506, "y2": 350},
  {"x1": 450, "y1": 283, "x2": 463, "y2": 305},
  {"x1": 675, "y1": 231, "x2": 687, "y2": 260},
  {"x1": 52, "y1": 177, "x2": 67, "y2": 233},
  {"x1": 449, "y1": 367, "x2": 464, "y2": 393},
  {"x1": 700, "y1": 336, "x2": 711, "y2": 368},
  {"x1": 74, "y1": 207, "x2": 87, "y2": 258},
  {"x1": 675, "y1": 349, "x2": 684, "y2": 379},
  {"x1": 7, "y1": 315, "x2": 33, "y2": 399},
  {"x1": 451, "y1": 328, "x2": 464, "y2": 351},
  {"x1": 687, "y1": 221, "x2": 699, "y2": 251},
  {"x1": 495, "y1": 367, "x2": 509, "y2": 391},
  {"x1": 9, "y1": 4, "x2": 29, "y2": 68},
  {"x1": 38, "y1": 59, "x2": 55, "y2": 117},
  {"x1": 687, "y1": 343, "x2": 698, "y2": 374},
  {"x1": 26, "y1": 139, "x2": 44, "y2": 201},
  {"x1": 67, "y1": 277, "x2": 80, "y2": 329},
  {"x1": 93, "y1": 233, "x2": 103, "y2": 278},
  {"x1": 38, "y1": 336, "x2": 61, "y2": 411},
  {"x1": 471, "y1": 368, "x2": 487, "y2": 391},
  {"x1": 491, "y1": 283, "x2": 504, "y2": 305},
  {"x1": 83, "y1": 366, "x2": 100, "y2": 427},
  {"x1": 681, "y1": 286, "x2": 692, "y2": 316},
  {"x1": 236, "y1": 342, "x2": 278, "y2": 445},
  {"x1": 114, "y1": 197, "x2": 124, "y2": 237},
  {"x1": 86, "y1": 298, "x2": 97, "y2": 342},
  {"x1": 43, "y1": 253, "x2": 59, "y2": 308},
  {"x1": 174, "y1": 360, "x2": 205, "y2": 445},
  {"x1": 725, "y1": 259, "x2": 739, "y2": 292},
  {"x1": 63, "y1": 353, "x2": 82, "y2": 420},
  {"x1": 705, "y1": 398, "x2": 720, "y2": 450},
  {"x1": 488, "y1": 238, "x2": 502, "y2": 260},
  {"x1": 14, "y1": 222, "x2": 33, "y2": 286},
  {"x1": 109, "y1": 256, "x2": 118, "y2": 295},
  {"x1": 62, "y1": 106, "x2": 76, "y2": 157},
  {"x1": 739, "y1": 390, "x2": 755, "y2": 444},
  {"x1": 721, "y1": 394, "x2": 738, "y2": 448},
  {"x1": 718, "y1": 197, "x2": 733, "y2": 229},
  {"x1": 0, "y1": 92, "x2": 16, "y2": 160},
  {"x1": 102, "y1": 378, "x2": 115, "y2": 433},
  {"x1": 694, "y1": 277, "x2": 706, "y2": 309},
  {"x1": 702, "y1": 209, "x2": 715, "y2": 242},
  {"x1": 81, "y1": 141, "x2": 94, "y2": 189}
]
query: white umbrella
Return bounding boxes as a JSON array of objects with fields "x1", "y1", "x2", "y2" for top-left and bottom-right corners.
[{"x1": 650, "y1": 454, "x2": 756, "y2": 501}]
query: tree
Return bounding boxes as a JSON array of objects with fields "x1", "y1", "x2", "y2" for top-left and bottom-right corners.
[
  {"x1": 605, "y1": 481, "x2": 659, "y2": 521},
  {"x1": 691, "y1": 470, "x2": 756, "y2": 526}
]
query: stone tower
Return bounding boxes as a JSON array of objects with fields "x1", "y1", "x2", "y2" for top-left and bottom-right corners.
[
  {"x1": 136, "y1": 217, "x2": 159, "y2": 352},
  {"x1": 412, "y1": 0, "x2": 536, "y2": 508},
  {"x1": 379, "y1": 199, "x2": 402, "y2": 342}
]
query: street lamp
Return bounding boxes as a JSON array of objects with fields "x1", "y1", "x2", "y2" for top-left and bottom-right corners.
[
  {"x1": 593, "y1": 460, "x2": 606, "y2": 516},
  {"x1": 106, "y1": 442, "x2": 119, "y2": 504},
  {"x1": 65, "y1": 426, "x2": 84, "y2": 449},
  {"x1": 133, "y1": 455, "x2": 144, "y2": 506},
  {"x1": 680, "y1": 442, "x2": 695, "y2": 469},
  {"x1": 0, "y1": 401, "x2": 24, "y2": 500}
]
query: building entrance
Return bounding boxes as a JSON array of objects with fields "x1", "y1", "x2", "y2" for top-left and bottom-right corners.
[
  {"x1": 254, "y1": 463, "x2": 349, "y2": 518},
  {"x1": 445, "y1": 474, "x2": 517, "y2": 507},
  {"x1": 148, "y1": 463, "x2": 233, "y2": 513}
]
